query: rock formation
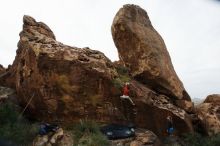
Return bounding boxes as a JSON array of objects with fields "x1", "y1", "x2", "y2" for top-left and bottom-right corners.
[
  {"x1": 33, "y1": 128, "x2": 73, "y2": 146},
  {"x1": 1, "y1": 11, "x2": 195, "y2": 138},
  {"x1": 128, "y1": 80, "x2": 193, "y2": 137},
  {"x1": 204, "y1": 94, "x2": 220, "y2": 104},
  {"x1": 196, "y1": 94, "x2": 220, "y2": 136},
  {"x1": 5, "y1": 15, "x2": 120, "y2": 123},
  {"x1": 111, "y1": 4, "x2": 190, "y2": 101}
]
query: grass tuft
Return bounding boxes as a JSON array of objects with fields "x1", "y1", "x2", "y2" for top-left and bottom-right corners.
[
  {"x1": 67, "y1": 120, "x2": 110, "y2": 146},
  {"x1": 183, "y1": 133, "x2": 220, "y2": 146},
  {"x1": 0, "y1": 101, "x2": 38, "y2": 145}
]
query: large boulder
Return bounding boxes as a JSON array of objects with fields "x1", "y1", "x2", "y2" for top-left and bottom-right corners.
[
  {"x1": 4, "y1": 15, "x2": 193, "y2": 138},
  {"x1": 204, "y1": 94, "x2": 220, "y2": 104},
  {"x1": 126, "y1": 80, "x2": 193, "y2": 138},
  {"x1": 196, "y1": 94, "x2": 220, "y2": 136},
  {"x1": 112, "y1": 4, "x2": 190, "y2": 101},
  {"x1": 6, "y1": 15, "x2": 121, "y2": 123},
  {"x1": 33, "y1": 128, "x2": 74, "y2": 146}
]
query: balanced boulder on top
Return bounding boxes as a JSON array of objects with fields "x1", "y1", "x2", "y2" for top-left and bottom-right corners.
[{"x1": 112, "y1": 4, "x2": 190, "y2": 101}]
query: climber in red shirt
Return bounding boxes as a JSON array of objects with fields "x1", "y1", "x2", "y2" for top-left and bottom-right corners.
[
  {"x1": 123, "y1": 83, "x2": 129, "y2": 96},
  {"x1": 120, "y1": 82, "x2": 135, "y2": 105}
]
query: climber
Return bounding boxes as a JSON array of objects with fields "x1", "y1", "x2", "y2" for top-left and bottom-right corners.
[
  {"x1": 120, "y1": 82, "x2": 135, "y2": 105},
  {"x1": 166, "y1": 116, "x2": 174, "y2": 136}
]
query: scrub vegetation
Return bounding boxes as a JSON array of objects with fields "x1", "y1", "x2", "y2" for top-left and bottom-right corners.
[
  {"x1": 67, "y1": 120, "x2": 110, "y2": 146},
  {"x1": 0, "y1": 101, "x2": 38, "y2": 145}
]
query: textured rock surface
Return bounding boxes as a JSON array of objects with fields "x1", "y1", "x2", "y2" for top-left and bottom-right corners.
[
  {"x1": 3, "y1": 15, "x2": 194, "y2": 138},
  {"x1": 5, "y1": 15, "x2": 120, "y2": 123},
  {"x1": 131, "y1": 129, "x2": 161, "y2": 146},
  {"x1": 33, "y1": 128, "x2": 73, "y2": 146},
  {"x1": 204, "y1": 94, "x2": 220, "y2": 104},
  {"x1": 175, "y1": 100, "x2": 194, "y2": 113},
  {"x1": 56, "y1": 131, "x2": 74, "y2": 146},
  {"x1": 111, "y1": 129, "x2": 161, "y2": 146},
  {"x1": 112, "y1": 4, "x2": 190, "y2": 101},
  {"x1": 127, "y1": 80, "x2": 193, "y2": 138},
  {"x1": 196, "y1": 94, "x2": 220, "y2": 136}
]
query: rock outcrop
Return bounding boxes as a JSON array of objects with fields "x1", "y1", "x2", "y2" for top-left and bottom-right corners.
[
  {"x1": 112, "y1": 4, "x2": 190, "y2": 101},
  {"x1": 2, "y1": 14, "x2": 194, "y2": 138},
  {"x1": 5, "y1": 15, "x2": 120, "y2": 123},
  {"x1": 33, "y1": 128, "x2": 73, "y2": 146},
  {"x1": 128, "y1": 80, "x2": 193, "y2": 137},
  {"x1": 196, "y1": 94, "x2": 220, "y2": 136},
  {"x1": 175, "y1": 99, "x2": 194, "y2": 113},
  {"x1": 204, "y1": 94, "x2": 220, "y2": 104}
]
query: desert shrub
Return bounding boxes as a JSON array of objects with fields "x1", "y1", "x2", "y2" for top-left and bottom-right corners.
[
  {"x1": 183, "y1": 133, "x2": 220, "y2": 146},
  {"x1": 207, "y1": 134, "x2": 220, "y2": 146},
  {"x1": 0, "y1": 101, "x2": 38, "y2": 145},
  {"x1": 116, "y1": 66, "x2": 129, "y2": 75},
  {"x1": 113, "y1": 66, "x2": 131, "y2": 89},
  {"x1": 112, "y1": 78, "x2": 124, "y2": 89},
  {"x1": 183, "y1": 133, "x2": 205, "y2": 146},
  {"x1": 68, "y1": 120, "x2": 110, "y2": 146}
]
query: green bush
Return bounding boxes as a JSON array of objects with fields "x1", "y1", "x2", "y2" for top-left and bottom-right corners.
[
  {"x1": 113, "y1": 66, "x2": 131, "y2": 89},
  {"x1": 0, "y1": 101, "x2": 38, "y2": 145},
  {"x1": 183, "y1": 133, "x2": 220, "y2": 146},
  {"x1": 68, "y1": 120, "x2": 110, "y2": 146},
  {"x1": 116, "y1": 66, "x2": 129, "y2": 75}
]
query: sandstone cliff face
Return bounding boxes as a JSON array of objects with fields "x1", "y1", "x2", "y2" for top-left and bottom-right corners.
[
  {"x1": 196, "y1": 94, "x2": 220, "y2": 136},
  {"x1": 6, "y1": 15, "x2": 120, "y2": 123},
  {"x1": 111, "y1": 4, "x2": 190, "y2": 101},
  {"x1": 1, "y1": 13, "x2": 195, "y2": 138},
  {"x1": 128, "y1": 80, "x2": 193, "y2": 137}
]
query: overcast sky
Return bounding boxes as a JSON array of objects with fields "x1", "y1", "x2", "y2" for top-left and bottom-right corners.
[{"x1": 0, "y1": 0, "x2": 219, "y2": 99}]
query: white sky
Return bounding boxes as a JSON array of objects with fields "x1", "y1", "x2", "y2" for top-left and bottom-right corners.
[{"x1": 0, "y1": 0, "x2": 219, "y2": 99}]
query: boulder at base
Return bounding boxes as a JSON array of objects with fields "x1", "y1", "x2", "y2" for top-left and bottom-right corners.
[
  {"x1": 4, "y1": 15, "x2": 193, "y2": 138},
  {"x1": 196, "y1": 94, "x2": 220, "y2": 136},
  {"x1": 33, "y1": 128, "x2": 74, "y2": 146},
  {"x1": 112, "y1": 4, "x2": 190, "y2": 101},
  {"x1": 5, "y1": 15, "x2": 121, "y2": 123}
]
